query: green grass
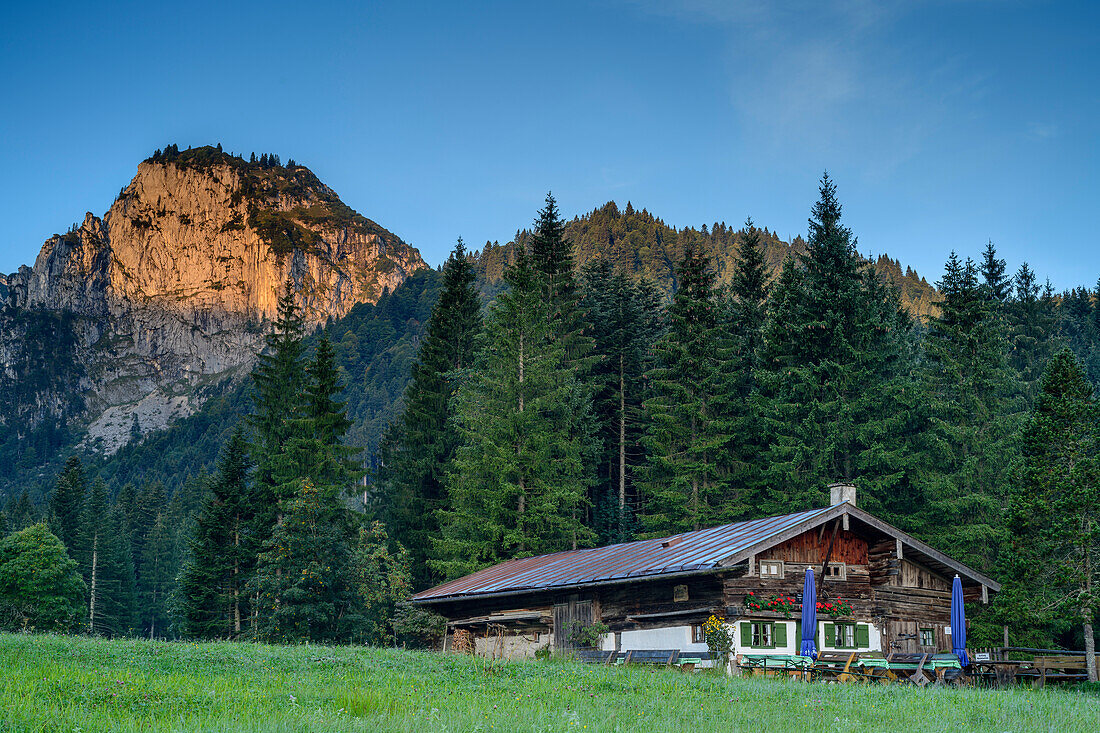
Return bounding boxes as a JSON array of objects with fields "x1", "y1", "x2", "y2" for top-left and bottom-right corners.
[{"x1": 1, "y1": 634, "x2": 1096, "y2": 732}]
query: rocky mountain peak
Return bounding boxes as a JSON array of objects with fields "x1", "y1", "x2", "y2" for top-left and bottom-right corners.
[{"x1": 1, "y1": 145, "x2": 427, "y2": 454}]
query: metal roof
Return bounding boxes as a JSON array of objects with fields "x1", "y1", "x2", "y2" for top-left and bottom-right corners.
[{"x1": 413, "y1": 505, "x2": 835, "y2": 602}]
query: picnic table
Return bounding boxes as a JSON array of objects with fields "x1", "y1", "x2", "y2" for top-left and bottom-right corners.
[
  {"x1": 970, "y1": 659, "x2": 1034, "y2": 688},
  {"x1": 858, "y1": 654, "x2": 963, "y2": 686},
  {"x1": 737, "y1": 654, "x2": 815, "y2": 680}
]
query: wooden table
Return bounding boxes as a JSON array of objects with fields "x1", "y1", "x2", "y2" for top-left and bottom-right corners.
[{"x1": 971, "y1": 660, "x2": 1032, "y2": 688}]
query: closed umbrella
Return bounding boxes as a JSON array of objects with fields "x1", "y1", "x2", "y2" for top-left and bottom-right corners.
[
  {"x1": 951, "y1": 574, "x2": 969, "y2": 666},
  {"x1": 800, "y1": 567, "x2": 817, "y2": 658}
]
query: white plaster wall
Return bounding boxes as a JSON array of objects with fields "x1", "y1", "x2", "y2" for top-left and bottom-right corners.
[{"x1": 601, "y1": 625, "x2": 709, "y2": 654}]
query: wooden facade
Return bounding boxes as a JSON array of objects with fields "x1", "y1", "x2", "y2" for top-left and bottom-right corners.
[{"x1": 415, "y1": 493, "x2": 999, "y2": 660}]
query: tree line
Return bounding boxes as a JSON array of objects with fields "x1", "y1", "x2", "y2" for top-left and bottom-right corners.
[
  {"x1": 375, "y1": 176, "x2": 1099, "y2": 659},
  {"x1": 0, "y1": 284, "x2": 426, "y2": 645},
  {"x1": 1, "y1": 174, "x2": 1096, "y2": 663}
]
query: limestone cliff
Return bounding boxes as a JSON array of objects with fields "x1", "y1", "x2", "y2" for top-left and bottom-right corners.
[{"x1": 1, "y1": 146, "x2": 426, "y2": 454}]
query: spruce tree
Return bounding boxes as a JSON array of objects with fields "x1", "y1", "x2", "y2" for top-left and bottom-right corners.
[
  {"x1": 754, "y1": 173, "x2": 916, "y2": 515},
  {"x1": 176, "y1": 430, "x2": 257, "y2": 639},
  {"x1": 251, "y1": 479, "x2": 357, "y2": 643},
  {"x1": 49, "y1": 456, "x2": 86, "y2": 552},
  {"x1": 75, "y1": 479, "x2": 109, "y2": 634},
  {"x1": 530, "y1": 192, "x2": 593, "y2": 367},
  {"x1": 6, "y1": 490, "x2": 36, "y2": 531},
  {"x1": 723, "y1": 219, "x2": 771, "y2": 505},
  {"x1": 639, "y1": 237, "x2": 735, "y2": 533},
  {"x1": 580, "y1": 262, "x2": 662, "y2": 543},
  {"x1": 1008, "y1": 349, "x2": 1100, "y2": 681},
  {"x1": 95, "y1": 506, "x2": 138, "y2": 636},
  {"x1": 433, "y1": 249, "x2": 596, "y2": 578},
  {"x1": 137, "y1": 513, "x2": 174, "y2": 638},
  {"x1": 530, "y1": 192, "x2": 576, "y2": 317},
  {"x1": 1007, "y1": 262, "x2": 1059, "y2": 401},
  {"x1": 914, "y1": 253, "x2": 1017, "y2": 568},
  {"x1": 281, "y1": 334, "x2": 361, "y2": 495},
  {"x1": 250, "y1": 276, "x2": 307, "y2": 531},
  {"x1": 376, "y1": 239, "x2": 482, "y2": 588},
  {"x1": 979, "y1": 240, "x2": 1010, "y2": 302}
]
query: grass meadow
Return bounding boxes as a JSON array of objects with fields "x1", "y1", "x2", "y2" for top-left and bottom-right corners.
[{"x1": 1, "y1": 633, "x2": 1097, "y2": 732}]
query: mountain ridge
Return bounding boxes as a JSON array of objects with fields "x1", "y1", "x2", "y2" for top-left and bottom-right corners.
[{"x1": 1, "y1": 146, "x2": 426, "y2": 458}]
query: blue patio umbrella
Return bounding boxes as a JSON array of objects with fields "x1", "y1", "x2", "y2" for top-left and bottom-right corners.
[
  {"x1": 800, "y1": 567, "x2": 817, "y2": 658},
  {"x1": 951, "y1": 574, "x2": 970, "y2": 666}
]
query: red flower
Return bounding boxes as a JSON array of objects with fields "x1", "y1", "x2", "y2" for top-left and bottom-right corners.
[{"x1": 748, "y1": 592, "x2": 754, "y2": 596}]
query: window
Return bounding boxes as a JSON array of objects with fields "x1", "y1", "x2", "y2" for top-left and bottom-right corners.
[
  {"x1": 824, "y1": 562, "x2": 847, "y2": 581},
  {"x1": 691, "y1": 624, "x2": 705, "y2": 644},
  {"x1": 835, "y1": 623, "x2": 857, "y2": 649},
  {"x1": 742, "y1": 620, "x2": 788, "y2": 649},
  {"x1": 825, "y1": 622, "x2": 868, "y2": 649},
  {"x1": 759, "y1": 560, "x2": 784, "y2": 578},
  {"x1": 919, "y1": 628, "x2": 935, "y2": 647},
  {"x1": 673, "y1": 584, "x2": 689, "y2": 602},
  {"x1": 752, "y1": 622, "x2": 775, "y2": 648}
]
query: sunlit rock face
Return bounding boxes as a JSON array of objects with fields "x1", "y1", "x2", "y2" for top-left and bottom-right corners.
[{"x1": 1, "y1": 147, "x2": 426, "y2": 453}]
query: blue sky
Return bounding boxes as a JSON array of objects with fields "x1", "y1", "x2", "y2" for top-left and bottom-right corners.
[{"x1": 1, "y1": 0, "x2": 1097, "y2": 288}]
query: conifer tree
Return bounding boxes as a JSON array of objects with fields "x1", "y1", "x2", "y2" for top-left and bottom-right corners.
[
  {"x1": 251, "y1": 479, "x2": 357, "y2": 643},
  {"x1": 6, "y1": 490, "x2": 36, "y2": 532},
  {"x1": 581, "y1": 262, "x2": 662, "y2": 542},
  {"x1": 531, "y1": 192, "x2": 575, "y2": 316},
  {"x1": 722, "y1": 219, "x2": 771, "y2": 504},
  {"x1": 250, "y1": 276, "x2": 307, "y2": 529},
  {"x1": 529, "y1": 192, "x2": 593, "y2": 367},
  {"x1": 639, "y1": 238, "x2": 735, "y2": 532},
  {"x1": 433, "y1": 249, "x2": 596, "y2": 578},
  {"x1": 137, "y1": 513, "x2": 174, "y2": 638},
  {"x1": 754, "y1": 173, "x2": 915, "y2": 515},
  {"x1": 1007, "y1": 263, "x2": 1059, "y2": 400},
  {"x1": 176, "y1": 430, "x2": 257, "y2": 639},
  {"x1": 280, "y1": 334, "x2": 361, "y2": 496},
  {"x1": 980, "y1": 240, "x2": 1011, "y2": 302},
  {"x1": 1008, "y1": 349, "x2": 1100, "y2": 681},
  {"x1": 914, "y1": 253, "x2": 1017, "y2": 567},
  {"x1": 95, "y1": 506, "x2": 138, "y2": 636},
  {"x1": 75, "y1": 478, "x2": 108, "y2": 633},
  {"x1": 376, "y1": 239, "x2": 482, "y2": 588},
  {"x1": 49, "y1": 456, "x2": 86, "y2": 552}
]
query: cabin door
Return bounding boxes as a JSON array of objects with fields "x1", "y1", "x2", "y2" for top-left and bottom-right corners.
[{"x1": 553, "y1": 595, "x2": 594, "y2": 653}]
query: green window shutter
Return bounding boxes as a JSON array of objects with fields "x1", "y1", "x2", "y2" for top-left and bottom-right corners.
[
  {"x1": 815, "y1": 624, "x2": 820, "y2": 647},
  {"x1": 741, "y1": 622, "x2": 752, "y2": 648},
  {"x1": 824, "y1": 623, "x2": 836, "y2": 647},
  {"x1": 795, "y1": 621, "x2": 801, "y2": 647},
  {"x1": 774, "y1": 623, "x2": 787, "y2": 648},
  {"x1": 855, "y1": 624, "x2": 870, "y2": 648}
]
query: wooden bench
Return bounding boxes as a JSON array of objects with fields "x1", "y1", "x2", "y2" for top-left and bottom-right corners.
[
  {"x1": 813, "y1": 652, "x2": 859, "y2": 683},
  {"x1": 1031, "y1": 656, "x2": 1098, "y2": 687},
  {"x1": 886, "y1": 652, "x2": 932, "y2": 686},
  {"x1": 618, "y1": 649, "x2": 679, "y2": 667},
  {"x1": 572, "y1": 649, "x2": 617, "y2": 665}
]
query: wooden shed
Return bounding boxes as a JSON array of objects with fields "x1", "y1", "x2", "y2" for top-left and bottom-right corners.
[{"x1": 411, "y1": 485, "x2": 1000, "y2": 661}]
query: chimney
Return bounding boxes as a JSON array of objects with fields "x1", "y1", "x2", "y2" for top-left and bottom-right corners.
[{"x1": 829, "y1": 482, "x2": 857, "y2": 508}]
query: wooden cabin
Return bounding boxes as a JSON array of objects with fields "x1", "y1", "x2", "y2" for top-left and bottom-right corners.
[{"x1": 411, "y1": 484, "x2": 999, "y2": 661}]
